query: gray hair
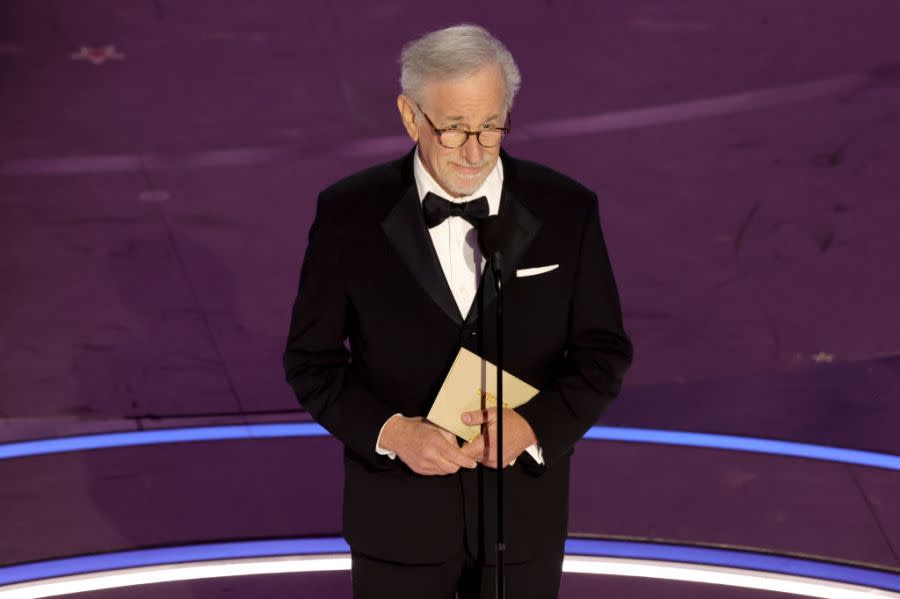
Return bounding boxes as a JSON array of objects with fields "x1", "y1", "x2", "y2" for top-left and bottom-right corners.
[{"x1": 400, "y1": 24, "x2": 521, "y2": 109}]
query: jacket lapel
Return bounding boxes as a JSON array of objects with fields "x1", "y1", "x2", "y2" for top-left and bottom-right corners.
[
  {"x1": 380, "y1": 149, "x2": 542, "y2": 328},
  {"x1": 381, "y1": 181, "x2": 465, "y2": 325},
  {"x1": 463, "y1": 178, "x2": 542, "y2": 326}
]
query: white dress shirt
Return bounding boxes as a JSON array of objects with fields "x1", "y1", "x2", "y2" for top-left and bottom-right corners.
[{"x1": 375, "y1": 148, "x2": 543, "y2": 466}]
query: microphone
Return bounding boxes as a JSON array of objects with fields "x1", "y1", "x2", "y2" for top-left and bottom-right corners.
[{"x1": 478, "y1": 214, "x2": 514, "y2": 274}]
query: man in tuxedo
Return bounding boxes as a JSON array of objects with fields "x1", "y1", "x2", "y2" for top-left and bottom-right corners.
[{"x1": 283, "y1": 24, "x2": 632, "y2": 598}]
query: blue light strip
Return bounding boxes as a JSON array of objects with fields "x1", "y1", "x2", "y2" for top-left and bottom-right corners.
[
  {"x1": 1, "y1": 422, "x2": 898, "y2": 472},
  {"x1": 0, "y1": 423, "x2": 326, "y2": 461},
  {"x1": 0, "y1": 538, "x2": 349, "y2": 586},
  {"x1": 583, "y1": 427, "x2": 900, "y2": 470},
  {"x1": 1, "y1": 537, "x2": 898, "y2": 591}
]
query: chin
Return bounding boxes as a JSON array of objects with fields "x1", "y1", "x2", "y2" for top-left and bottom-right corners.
[
  {"x1": 442, "y1": 170, "x2": 488, "y2": 197},
  {"x1": 445, "y1": 179, "x2": 483, "y2": 196}
]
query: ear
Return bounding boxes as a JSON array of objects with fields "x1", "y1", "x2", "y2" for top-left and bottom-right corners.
[{"x1": 397, "y1": 95, "x2": 419, "y2": 142}]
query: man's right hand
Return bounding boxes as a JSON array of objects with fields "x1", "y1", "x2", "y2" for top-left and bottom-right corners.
[{"x1": 379, "y1": 415, "x2": 477, "y2": 476}]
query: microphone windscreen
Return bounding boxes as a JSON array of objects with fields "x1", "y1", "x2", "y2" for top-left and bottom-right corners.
[{"x1": 478, "y1": 214, "x2": 514, "y2": 258}]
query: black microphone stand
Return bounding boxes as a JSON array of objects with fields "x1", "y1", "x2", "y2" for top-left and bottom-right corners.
[
  {"x1": 479, "y1": 215, "x2": 509, "y2": 599},
  {"x1": 491, "y1": 252, "x2": 505, "y2": 599}
]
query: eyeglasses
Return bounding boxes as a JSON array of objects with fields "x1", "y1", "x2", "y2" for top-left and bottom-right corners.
[{"x1": 416, "y1": 103, "x2": 511, "y2": 149}]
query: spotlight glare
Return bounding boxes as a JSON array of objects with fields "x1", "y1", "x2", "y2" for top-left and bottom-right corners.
[{"x1": 562, "y1": 556, "x2": 900, "y2": 598}]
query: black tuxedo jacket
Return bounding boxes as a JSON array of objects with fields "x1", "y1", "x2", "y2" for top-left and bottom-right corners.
[{"x1": 283, "y1": 148, "x2": 632, "y2": 564}]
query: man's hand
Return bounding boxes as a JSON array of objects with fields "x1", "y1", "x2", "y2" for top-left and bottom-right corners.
[
  {"x1": 459, "y1": 408, "x2": 538, "y2": 468},
  {"x1": 379, "y1": 415, "x2": 478, "y2": 476}
]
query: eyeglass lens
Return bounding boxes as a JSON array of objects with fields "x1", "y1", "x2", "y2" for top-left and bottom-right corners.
[{"x1": 439, "y1": 129, "x2": 504, "y2": 148}]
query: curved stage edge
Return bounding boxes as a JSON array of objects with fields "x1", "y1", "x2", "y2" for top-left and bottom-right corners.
[
  {"x1": 1, "y1": 537, "x2": 899, "y2": 598},
  {"x1": 3, "y1": 423, "x2": 899, "y2": 597},
  {"x1": 2, "y1": 423, "x2": 899, "y2": 472}
]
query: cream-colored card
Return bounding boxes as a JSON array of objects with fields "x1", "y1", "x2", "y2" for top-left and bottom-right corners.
[{"x1": 427, "y1": 347, "x2": 539, "y2": 442}]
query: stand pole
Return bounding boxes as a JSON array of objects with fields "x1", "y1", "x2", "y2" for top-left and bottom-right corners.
[{"x1": 495, "y1": 263, "x2": 505, "y2": 599}]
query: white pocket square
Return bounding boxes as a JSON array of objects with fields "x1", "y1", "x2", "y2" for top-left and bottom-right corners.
[{"x1": 516, "y1": 264, "x2": 559, "y2": 278}]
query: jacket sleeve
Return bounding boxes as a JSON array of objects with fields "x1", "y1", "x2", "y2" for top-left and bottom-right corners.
[
  {"x1": 282, "y1": 193, "x2": 397, "y2": 469},
  {"x1": 515, "y1": 196, "x2": 633, "y2": 469}
]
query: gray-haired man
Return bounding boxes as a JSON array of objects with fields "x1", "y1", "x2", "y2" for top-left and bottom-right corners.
[{"x1": 284, "y1": 24, "x2": 632, "y2": 598}]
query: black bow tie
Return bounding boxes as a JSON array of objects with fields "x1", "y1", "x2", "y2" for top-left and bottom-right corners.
[{"x1": 422, "y1": 192, "x2": 490, "y2": 229}]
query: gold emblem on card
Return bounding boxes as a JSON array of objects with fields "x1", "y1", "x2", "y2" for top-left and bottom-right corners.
[{"x1": 476, "y1": 388, "x2": 509, "y2": 409}]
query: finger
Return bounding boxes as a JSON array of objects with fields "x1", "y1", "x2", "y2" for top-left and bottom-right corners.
[
  {"x1": 461, "y1": 436, "x2": 485, "y2": 460},
  {"x1": 478, "y1": 439, "x2": 499, "y2": 467},
  {"x1": 409, "y1": 459, "x2": 441, "y2": 476},
  {"x1": 412, "y1": 464, "x2": 436, "y2": 476},
  {"x1": 461, "y1": 407, "x2": 497, "y2": 426},
  {"x1": 440, "y1": 443, "x2": 478, "y2": 469},
  {"x1": 482, "y1": 442, "x2": 496, "y2": 464},
  {"x1": 462, "y1": 432, "x2": 493, "y2": 461},
  {"x1": 435, "y1": 427, "x2": 458, "y2": 444},
  {"x1": 430, "y1": 452, "x2": 463, "y2": 474}
]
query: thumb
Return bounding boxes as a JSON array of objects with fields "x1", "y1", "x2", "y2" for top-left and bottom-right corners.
[{"x1": 461, "y1": 408, "x2": 496, "y2": 426}]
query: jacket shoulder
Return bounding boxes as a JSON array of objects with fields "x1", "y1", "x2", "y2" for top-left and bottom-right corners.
[
  {"x1": 509, "y1": 157, "x2": 597, "y2": 212},
  {"x1": 320, "y1": 156, "x2": 407, "y2": 203},
  {"x1": 307, "y1": 153, "x2": 411, "y2": 230}
]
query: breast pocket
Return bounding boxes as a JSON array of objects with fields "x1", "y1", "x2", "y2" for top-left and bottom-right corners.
[
  {"x1": 515, "y1": 264, "x2": 559, "y2": 278},
  {"x1": 507, "y1": 262, "x2": 567, "y2": 327}
]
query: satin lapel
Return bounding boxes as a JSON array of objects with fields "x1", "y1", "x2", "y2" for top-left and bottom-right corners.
[
  {"x1": 463, "y1": 183, "x2": 542, "y2": 326},
  {"x1": 381, "y1": 184, "x2": 464, "y2": 325}
]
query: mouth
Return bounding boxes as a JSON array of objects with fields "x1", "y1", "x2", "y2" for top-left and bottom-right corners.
[{"x1": 451, "y1": 163, "x2": 486, "y2": 177}]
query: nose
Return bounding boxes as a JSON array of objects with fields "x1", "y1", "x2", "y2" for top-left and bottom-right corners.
[{"x1": 461, "y1": 134, "x2": 485, "y2": 165}]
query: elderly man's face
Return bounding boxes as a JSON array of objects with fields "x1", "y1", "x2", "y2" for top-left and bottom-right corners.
[{"x1": 398, "y1": 62, "x2": 507, "y2": 197}]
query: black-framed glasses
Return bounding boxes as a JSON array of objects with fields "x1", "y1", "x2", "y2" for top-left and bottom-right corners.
[{"x1": 416, "y1": 103, "x2": 511, "y2": 149}]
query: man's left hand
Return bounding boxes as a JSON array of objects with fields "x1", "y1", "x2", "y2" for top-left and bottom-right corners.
[{"x1": 459, "y1": 408, "x2": 537, "y2": 468}]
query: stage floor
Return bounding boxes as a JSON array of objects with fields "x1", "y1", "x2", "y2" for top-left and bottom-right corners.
[{"x1": 2, "y1": 0, "x2": 899, "y2": 596}]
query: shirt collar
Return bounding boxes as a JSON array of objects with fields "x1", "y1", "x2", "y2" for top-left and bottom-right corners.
[{"x1": 413, "y1": 147, "x2": 503, "y2": 216}]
